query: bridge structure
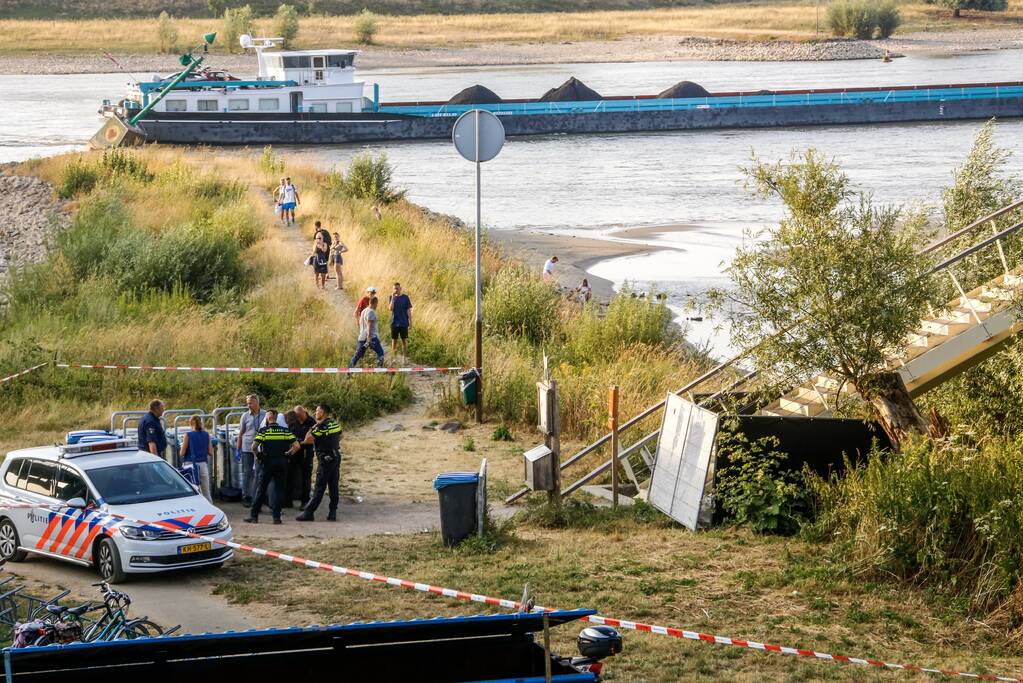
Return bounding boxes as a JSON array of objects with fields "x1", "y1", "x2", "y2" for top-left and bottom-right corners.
[{"x1": 506, "y1": 198, "x2": 1023, "y2": 505}]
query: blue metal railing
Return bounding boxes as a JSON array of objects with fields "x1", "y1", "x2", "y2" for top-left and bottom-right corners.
[{"x1": 378, "y1": 84, "x2": 1023, "y2": 118}]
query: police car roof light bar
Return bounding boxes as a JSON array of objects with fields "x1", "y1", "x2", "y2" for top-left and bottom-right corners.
[{"x1": 59, "y1": 439, "x2": 137, "y2": 458}]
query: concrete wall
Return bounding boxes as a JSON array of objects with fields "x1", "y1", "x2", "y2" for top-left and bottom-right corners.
[{"x1": 138, "y1": 96, "x2": 1023, "y2": 145}]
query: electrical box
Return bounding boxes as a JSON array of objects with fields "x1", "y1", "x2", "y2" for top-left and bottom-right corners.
[{"x1": 523, "y1": 444, "x2": 555, "y2": 491}]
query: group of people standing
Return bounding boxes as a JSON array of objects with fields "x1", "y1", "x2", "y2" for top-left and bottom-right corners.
[
  {"x1": 350, "y1": 282, "x2": 413, "y2": 367},
  {"x1": 273, "y1": 177, "x2": 300, "y2": 225},
  {"x1": 311, "y1": 221, "x2": 348, "y2": 290},
  {"x1": 235, "y1": 395, "x2": 343, "y2": 525}
]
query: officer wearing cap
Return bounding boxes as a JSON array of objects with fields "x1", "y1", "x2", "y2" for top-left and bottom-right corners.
[
  {"x1": 244, "y1": 409, "x2": 296, "y2": 525},
  {"x1": 293, "y1": 404, "x2": 342, "y2": 522}
]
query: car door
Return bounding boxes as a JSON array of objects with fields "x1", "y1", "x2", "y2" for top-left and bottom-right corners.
[
  {"x1": 48, "y1": 465, "x2": 99, "y2": 560},
  {"x1": 1, "y1": 458, "x2": 33, "y2": 542},
  {"x1": 18, "y1": 459, "x2": 60, "y2": 551}
]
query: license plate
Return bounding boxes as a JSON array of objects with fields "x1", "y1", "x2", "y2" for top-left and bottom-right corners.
[{"x1": 178, "y1": 542, "x2": 212, "y2": 555}]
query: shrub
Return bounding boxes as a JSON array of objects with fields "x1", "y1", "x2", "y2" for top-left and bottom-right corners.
[
  {"x1": 875, "y1": 2, "x2": 901, "y2": 38},
  {"x1": 57, "y1": 157, "x2": 99, "y2": 198},
  {"x1": 715, "y1": 430, "x2": 809, "y2": 535},
  {"x1": 259, "y1": 145, "x2": 285, "y2": 179},
  {"x1": 462, "y1": 436, "x2": 476, "y2": 452},
  {"x1": 492, "y1": 424, "x2": 513, "y2": 441},
  {"x1": 483, "y1": 266, "x2": 561, "y2": 345},
  {"x1": 353, "y1": 8, "x2": 378, "y2": 45},
  {"x1": 325, "y1": 153, "x2": 405, "y2": 203},
  {"x1": 223, "y1": 4, "x2": 254, "y2": 53},
  {"x1": 100, "y1": 149, "x2": 153, "y2": 183},
  {"x1": 561, "y1": 288, "x2": 677, "y2": 364},
  {"x1": 157, "y1": 11, "x2": 179, "y2": 54},
  {"x1": 273, "y1": 4, "x2": 300, "y2": 47},
  {"x1": 827, "y1": 0, "x2": 878, "y2": 39},
  {"x1": 807, "y1": 437, "x2": 1023, "y2": 618}
]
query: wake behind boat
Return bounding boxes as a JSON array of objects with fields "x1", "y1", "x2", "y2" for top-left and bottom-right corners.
[{"x1": 93, "y1": 31, "x2": 1023, "y2": 148}]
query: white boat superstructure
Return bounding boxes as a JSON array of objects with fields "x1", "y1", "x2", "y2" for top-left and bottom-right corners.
[{"x1": 123, "y1": 35, "x2": 369, "y2": 116}]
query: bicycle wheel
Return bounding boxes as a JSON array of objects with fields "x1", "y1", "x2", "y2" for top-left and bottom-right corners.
[{"x1": 122, "y1": 619, "x2": 163, "y2": 639}]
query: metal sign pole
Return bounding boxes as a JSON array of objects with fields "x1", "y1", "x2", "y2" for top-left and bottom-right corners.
[{"x1": 474, "y1": 109, "x2": 484, "y2": 424}]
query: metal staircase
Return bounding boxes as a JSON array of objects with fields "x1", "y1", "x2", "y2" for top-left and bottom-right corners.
[{"x1": 507, "y1": 197, "x2": 1023, "y2": 504}]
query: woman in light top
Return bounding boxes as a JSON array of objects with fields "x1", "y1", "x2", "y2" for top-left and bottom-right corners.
[
  {"x1": 577, "y1": 278, "x2": 593, "y2": 305},
  {"x1": 179, "y1": 415, "x2": 213, "y2": 500}
]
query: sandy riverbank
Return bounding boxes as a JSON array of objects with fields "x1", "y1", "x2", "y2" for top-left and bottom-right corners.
[{"x1": 1, "y1": 29, "x2": 1020, "y2": 75}]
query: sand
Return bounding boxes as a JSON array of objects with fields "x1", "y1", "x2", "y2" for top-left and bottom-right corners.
[{"x1": 1, "y1": 29, "x2": 1021, "y2": 75}]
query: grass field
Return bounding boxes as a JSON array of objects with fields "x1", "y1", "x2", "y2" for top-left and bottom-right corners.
[
  {"x1": 1, "y1": 1, "x2": 1022, "y2": 55},
  {"x1": 212, "y1": 506, "x2": 1023, "y2": 682}
]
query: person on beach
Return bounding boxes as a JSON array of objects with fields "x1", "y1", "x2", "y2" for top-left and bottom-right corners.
[
  {"x1": 273, "y1": 177, "x2": 286, "y2": 224},
  {"x1": 280, "y1": 176, "x2": 300, "y2": 225},
  {"x1": 350, "y1": 296, "x2": 385, "y2": 368},
  {"x1": 312, "y1": 234, "x2": 330, "y2": 289},
  {"x1": 542, "y1": 255, "x2": 559, "y2": 283},
  {"x1": 314, "y1": 220, "x2": 332, "y2": 249},
  {"x1": 179, "y1": 415, "x2": 213, "y2": 500},
  {"x1": 355, "y1": 286, "x2": 376, "y2": 325},
  {"x1": 388, "y1": 281, "x2": 413, "y2": 360},
  {"x1": 576, "y1": 278, "x2": 592, "y2": 305},
  {"x1": 331, "y1": 232, "x2": 348, "y2": 290}
]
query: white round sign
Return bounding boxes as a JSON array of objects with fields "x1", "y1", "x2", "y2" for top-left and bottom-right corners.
[{"x1": 452, "y1": 109, "x2": 505, "y2": 163}]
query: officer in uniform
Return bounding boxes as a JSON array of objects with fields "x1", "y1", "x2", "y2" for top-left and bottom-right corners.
[
  {"x1": 293, "y1": 404, "x2": 342, "y2": 522},
  {"x1": 244, "y1": 409, "x2": 296, "y2": 525}
]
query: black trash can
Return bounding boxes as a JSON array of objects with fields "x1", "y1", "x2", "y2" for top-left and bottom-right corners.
[
  {"x1": 433, "y1": 472, "x2": 479, "y2": 547},
  {"x1": 459, "y1": 369, "x2": 480, "y2": 406}
]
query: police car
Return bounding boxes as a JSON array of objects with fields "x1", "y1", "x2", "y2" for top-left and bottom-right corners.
[{"x1": 0, "y1": 439, "x2": 233, "y2": 583}]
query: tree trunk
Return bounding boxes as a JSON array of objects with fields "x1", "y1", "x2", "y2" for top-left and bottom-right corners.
[{"x1": 857, "y1": 372, "x2": 930, "y2": 451}]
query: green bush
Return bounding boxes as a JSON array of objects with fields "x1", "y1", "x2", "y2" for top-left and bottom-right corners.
[
  {"x1": 874, "y1": 2, "x2": 901, "y2": 38},
  {"x1": 157, "y1": 10, "x2": 179, "y2": 53},
  {"x1": 223, "y1": 4, "x2": 254, "y2": 52},
  {"x1": 483, "y1": 266, "x2": 561, "y2": 345},
  {"x1": 827, "y1": 0, "x2": 879, "y2": 39},
  {"x1": 715, "y1": 430, "x2": 808, "y2": 535},
  {"x1": 99, "y1": 149, "x2": 153, "y2": 182},
  {"x1": 561, "y1": 289, "x2": 677, "y2": 364},
  {"x1": 57, "y1": 157, "x2": 100, "y2": 198},
  {"x1": 353, "y1": 8, "x2": 378, "y2": 44},
  {"x1": 492, "y1": 424, "x2": 513, "y2": 441},
  {"x1": 326, "y1": 153, "x2": 405, "y2": 203},
  {"x1": 259, "y1": 145, "x2": 285, "y2": 179},
  {"x1": 273, "y1": 3, "x2": 300, "y2": 47},
  {"x1": 807, "y1": 437, "x2": 1023, "y2": 617}
]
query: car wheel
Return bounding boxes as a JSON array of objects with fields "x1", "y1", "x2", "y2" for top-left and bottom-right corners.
[
  {"x1": 0, "y1": 518, "x2": 27, "y2": 562},
  {"x1": 96, "y1": 537, "x2": 127, "y2": 584}
]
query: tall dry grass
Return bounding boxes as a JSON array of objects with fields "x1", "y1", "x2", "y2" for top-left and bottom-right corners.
[{"x1": 2, "y1": 2, "x2": 1022, "y2": 54}]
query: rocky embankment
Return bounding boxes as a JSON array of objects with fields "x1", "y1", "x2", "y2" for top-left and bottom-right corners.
[{"x1": 0, "y1": 174, "x2": 68, "y2": 282}]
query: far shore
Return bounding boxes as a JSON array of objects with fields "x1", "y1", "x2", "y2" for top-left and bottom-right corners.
[{"x1": 1, "y1": 29, "x2": 1021, "y2": 75}]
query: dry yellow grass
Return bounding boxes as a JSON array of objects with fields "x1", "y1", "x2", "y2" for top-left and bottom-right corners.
[{"x1": 1, "y1": 1, "x2": 1022, "y2": 54}]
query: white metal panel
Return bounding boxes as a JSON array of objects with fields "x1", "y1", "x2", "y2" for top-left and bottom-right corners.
[{"x1": 649, "y1": 394, "x2": 719, "y2": 530}]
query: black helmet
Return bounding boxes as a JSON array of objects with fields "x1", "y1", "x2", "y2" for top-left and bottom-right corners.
[{"x1": 577, "y1": 625, "x2": 623, "y2": 660}]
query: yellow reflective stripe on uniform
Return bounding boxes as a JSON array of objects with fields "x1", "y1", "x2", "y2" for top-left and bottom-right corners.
[{"x1": 312, "y1": 421, "x2": 342, "y2": 437}]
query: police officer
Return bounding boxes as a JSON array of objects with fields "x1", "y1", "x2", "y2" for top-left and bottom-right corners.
[
  {"x1": 293, "y1": 404, "x2": 342, "y2": 522},
  {"x1": 244, "y1": 409, "x2": 296, "y2": 525}
]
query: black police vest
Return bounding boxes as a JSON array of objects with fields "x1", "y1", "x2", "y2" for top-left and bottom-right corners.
[{"x1": 311, "y1": 419, "x2": 342, "y2": 452}]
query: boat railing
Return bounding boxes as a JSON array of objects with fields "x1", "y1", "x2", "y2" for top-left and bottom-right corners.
[{"x1": 378, "y1": 84, "x2": 1023, "y2": 118}]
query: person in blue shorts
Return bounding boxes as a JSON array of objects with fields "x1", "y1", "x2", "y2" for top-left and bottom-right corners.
[
  {"x1": 280, "y1": 177, "x2": 300, "y2": 225},
  {"x1": 388, "y1": 282, "x2": 413, "y2": 360}
]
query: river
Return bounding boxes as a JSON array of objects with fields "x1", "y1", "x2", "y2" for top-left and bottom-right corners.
[{"x1": 2, "y1": 49, "x2": 1021, "y2": 356}]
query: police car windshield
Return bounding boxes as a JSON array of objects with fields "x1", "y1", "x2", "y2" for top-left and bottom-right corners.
[{"x1": 87, "y1": 461, "x2": 196, "y2": 505}]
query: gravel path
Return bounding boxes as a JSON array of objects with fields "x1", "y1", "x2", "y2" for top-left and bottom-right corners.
[
  {"x1": 0, "y1": 174, "x2": 67, "y2": 283},
  {"x1": 2, "y1": 29, "x2": 1021, "y2": 75}
]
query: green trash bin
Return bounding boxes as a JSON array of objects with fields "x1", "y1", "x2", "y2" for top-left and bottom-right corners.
[{"x1": 460, "y1": 369, "x2": 480, "y2": 406}]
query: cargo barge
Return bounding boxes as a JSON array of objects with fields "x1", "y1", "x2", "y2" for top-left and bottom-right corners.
[{"x1": 93, "y1": 34, "x2": 1023, "y2": 148}]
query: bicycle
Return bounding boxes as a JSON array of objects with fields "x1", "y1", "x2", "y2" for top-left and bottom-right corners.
[{"x1": 82, "y1": 582, "x2": 163, "y2": 642}]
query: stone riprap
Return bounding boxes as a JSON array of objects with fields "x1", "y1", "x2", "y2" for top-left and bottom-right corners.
[{"x1": 0, "y1": 174, "x2": 67, "y2": 283}]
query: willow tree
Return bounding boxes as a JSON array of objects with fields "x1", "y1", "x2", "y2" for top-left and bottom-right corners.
[{"x1": 714, "y1": 149, "x2": 937, "y2": 449}]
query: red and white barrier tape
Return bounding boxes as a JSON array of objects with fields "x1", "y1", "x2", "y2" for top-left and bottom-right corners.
[
  {"x1": 0, "y1": 497, "x2": 1018, "y2": 682},
  {"x1": 0, "y1": 363, "x2": 47, "y2": 386},
  {"x1": 56, "y1": 363, "x2": 463, "y2": 375}
]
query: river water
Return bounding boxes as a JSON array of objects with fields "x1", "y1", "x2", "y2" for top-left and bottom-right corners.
[{"x1": 2, "y1": 49, "x2": 1022, "y2": 356}]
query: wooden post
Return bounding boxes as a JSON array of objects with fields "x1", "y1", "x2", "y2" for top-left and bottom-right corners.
[
  {"x1": 547, "y1": 379, "x2": 561, "y2": 505},
  {"x1": 609, "y1": 384, "x2": 620, "y2": 508}
]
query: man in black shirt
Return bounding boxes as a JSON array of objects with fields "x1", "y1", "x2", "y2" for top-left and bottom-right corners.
[
  {"x1": 244, "y1": 410, "x2": 296, "y2": 525},
  {"x1": 288, "y1": 405, "x2": 317, "y2": 508},
  {"x1": 293, "y1": 404, "x2": 342, "y2": 522}
]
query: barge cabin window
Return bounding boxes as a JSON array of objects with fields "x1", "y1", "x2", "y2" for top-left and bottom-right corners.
[
  {"x1": 259, "y1": 98, "x2": 280, "y2": 111},
  {"x1": 335, "y1": 102, "x2": 353, "y2": 113},
  {"x1": 282, "y1": 56, "x2": 311, "y2": 69},
  {"x1": 165, "y1": 99, "x2": 187, "y2": 112},
  {"x1": 228, "y1": 99, "x2": 250, "y2": 111},
  {"x1": 328, "y1": 54, "x2": 353, "y2": 68},
  {"x1": 307, "y1": 102, "x2": 328, "y2": 113},
  {"x1": 197, "y1": 99, "x2": 219, "y2": 112}
]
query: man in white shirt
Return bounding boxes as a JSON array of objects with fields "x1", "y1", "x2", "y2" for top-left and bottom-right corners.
[
  {"x1": 349, "y1": 297, "x2": 386, "y2": 367},
  {"x1": 280, "y1": 176, "x2": 300, "y2": 225},
  {"x1": 542, "y1": 255, "x2": 559, "y2": 283}
]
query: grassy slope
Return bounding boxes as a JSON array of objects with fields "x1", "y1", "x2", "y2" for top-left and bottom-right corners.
[
  {"x1": 1, "y1": 2, "x2": 1022, "y2": 55},
  {"x1": 213, "y1": 509, "x2": 1023, "y2": 681}
]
